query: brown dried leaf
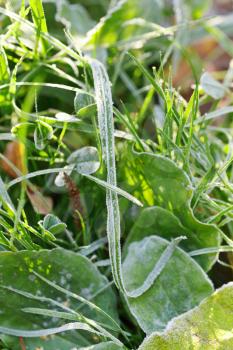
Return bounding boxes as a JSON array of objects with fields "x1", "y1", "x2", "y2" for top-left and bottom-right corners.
[
  {"x1": 1, "y1": 141, "x2": 26, "y2": 178},
  {"x1": 26, "y1": 185, "x2": 53, "y2": 215}
]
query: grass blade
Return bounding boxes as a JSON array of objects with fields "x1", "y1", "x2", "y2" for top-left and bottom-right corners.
[
  {"x1": 29, "y1": 0, "x2": 48, "y2": 33},
  {"x1": 89, "y1": 58, "x2": 124, "y2": 291},
  {"x1": 0, "y1": 322, "x2": 100, "y2": 338},
  {"x1": 89, "y1": 58, "x2": 183, "y2": 297},
  {"x1": 6, "y1": 167, "x2": 142, "y2": 206}
]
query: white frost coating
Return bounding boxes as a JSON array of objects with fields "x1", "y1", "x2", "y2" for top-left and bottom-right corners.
[
  {"x1": 90, "y1": 59, "x2": 123, "y2": 291},
  {"x1": 67, "y1": 146, "x2": 100, "y2": 175},
  {"x1": 89, "y1": 58, "x2": 183, "y2": 298},
  {"x1": 138, "y1": 282, "x2": 233, "y2": 349},
  {"x1": 32, "y1": 270, "x2": 121, "y2": 338},
  {"x1": 80, "y1": 284, "x2": 94, "y2": 299},
  {"x1": 125, "y1": 236, "x2": 186, "y2": 298}
]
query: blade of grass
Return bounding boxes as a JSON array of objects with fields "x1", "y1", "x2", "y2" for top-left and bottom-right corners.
[
  {"x1": 29, "y1": 0, "x2": 47, "y2": 57},
  {"x1": 2, "y1": 284, "x2": 123, "y2": 344},
  {"x1": 0, "y1": 7, "x2": 83, "y2": 63},
  {"x1": 6, "y1": 167, "x2": 142, "y2": 206},
  {"x1": 189, "y1": 246, "x2": 233, "y2": 256},
  {"x1": 32, "y1": 271, "x2": 124, "y2": 336},
  {"x1": 127, "y1": 52, "x2": 166, "y2": 102},
  {"x1": 0, "y1": 322, "x2": 101, "y2": 338},
  {"x1": 89, "y1": 58, "x2": 185, "y2": 297}
]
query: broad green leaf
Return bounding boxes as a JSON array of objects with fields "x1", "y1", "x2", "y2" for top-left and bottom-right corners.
[
  {"x1": 0, "y1": 249, "x2": 119, "y2": 347},
  {"x1": 68, "y1": 146, "x2": 100, "y2": 175},
  {"x1": 200, "y1": 72, "x2": 227, "y2": 100},
  {"x1": 83, "y1": 0, "x2": 168, "y2": 49},
  {"x1": 123, "y1": 236, "x2": 213, "y2": 334},
  {"x1": 56, "y1": 0, "x2": 95, "y2": 36},
  {"x1": 131, "y1": 152, "x2": 220, "y2": 270},
  {"x1": 124, "y1": 207, "x2": 187, "y2": 251},
  {"x1": 139, "y1": 282, "x2": 233, "y2": 350},
  {"x1": 83, "y1": 0, "x2": 135, "y2": 48},
  {"x1": 124, "y1": 206, "x2": 219, "y2": 267}
]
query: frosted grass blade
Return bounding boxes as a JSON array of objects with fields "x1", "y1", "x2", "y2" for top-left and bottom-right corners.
[
  {"x1": 89, "y1": 58, "x2": 183, "y2": 297},
  {"x1": 32, "y1": 271, "x2": 123, "y2": 335},
  {"x1": 89, "y1": 58, "x2": 123, "y2": 291},
  {"x1": 7, "y1": 167, "x2": 141, "y2": 206},
  {"x1": 0, "y1": 322, "x2": 100, "y2": 338}
]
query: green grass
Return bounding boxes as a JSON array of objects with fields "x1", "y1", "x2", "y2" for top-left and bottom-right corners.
[{"x1": 0, "y1": 0, "x2": 233, "y2": 349}]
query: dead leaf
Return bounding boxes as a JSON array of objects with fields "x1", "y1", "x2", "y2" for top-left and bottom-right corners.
[
  {"x1": 26, "y1": 185, "x2": 53, "y2": 215},
  {"x1": 1, "y1": 141, "x2": 26, "y2": 178}
]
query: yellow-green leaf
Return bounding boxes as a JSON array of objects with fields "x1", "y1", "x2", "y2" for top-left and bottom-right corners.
[
  {"x1": 29, "y1": 0, "x2": 47, "y2": 33},
  {"x1": 139, "y1": 282, "x2": 233, "y2": 350}
]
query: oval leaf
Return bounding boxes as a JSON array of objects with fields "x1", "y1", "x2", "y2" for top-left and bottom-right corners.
[
  {"x1": 0, "y1": 249, "x2": 119, "y2": 347},
  {"x1": 139, "y1": 282, "x2": 233, "y2": 349},
  {"x1": 132, "y1": 152, "x2": 220, "y2": 270},
  {"x1": 123, "y1": 236, "x2": 213, "y2": 334},
  {"x1": 124, "y1": 206, "x2": 219, "y2": 266},
  {"x1": 67, "y1": 146, "x2": 100, "y2": 175}
]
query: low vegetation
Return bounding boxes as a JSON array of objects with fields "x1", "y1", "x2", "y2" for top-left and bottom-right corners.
[{"x1": 0, "y1": 1, "x2": 233, "y2": 349}]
